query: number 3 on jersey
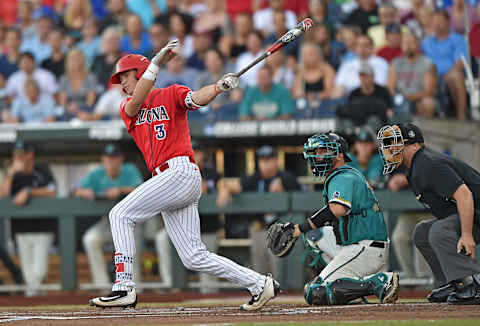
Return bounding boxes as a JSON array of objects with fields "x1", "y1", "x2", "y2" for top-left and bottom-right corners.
[{"x1": 154, "y1": 124, "x2": 166, "y2": 140}]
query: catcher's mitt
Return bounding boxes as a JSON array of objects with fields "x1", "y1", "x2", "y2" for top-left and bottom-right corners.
[{"x1": 266, "y1": 222, "x2": 298, "y2": 257}]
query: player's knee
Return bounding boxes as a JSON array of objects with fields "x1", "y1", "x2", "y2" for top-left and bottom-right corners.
[
  {"x1": 109, "y1": 206, "x2": 122, "y2": 225},
  {"x1": 181, "y1": 248, "x2": 209, "y2": 271}
]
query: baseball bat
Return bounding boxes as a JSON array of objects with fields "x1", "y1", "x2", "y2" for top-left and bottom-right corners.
[{"x1": 234, "y1": 18, "x2": 314, "y2": 77}]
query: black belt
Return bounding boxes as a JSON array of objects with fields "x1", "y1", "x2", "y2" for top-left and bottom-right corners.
[{"x1": 370, "y1": 241, "x2": 385, "y2": 248}]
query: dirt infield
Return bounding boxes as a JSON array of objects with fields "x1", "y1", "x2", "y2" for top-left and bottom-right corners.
[{"x1": 1, "y1": 295, "x2": 480, "y2": 325}]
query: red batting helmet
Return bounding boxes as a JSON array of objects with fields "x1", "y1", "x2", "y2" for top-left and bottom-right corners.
[{"x1": 110, "y1": 54, "x2": 150, "y2": 84}]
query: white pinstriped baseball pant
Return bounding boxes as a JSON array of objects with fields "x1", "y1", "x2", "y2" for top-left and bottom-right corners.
[{"x1": 109, "y1": 156, "x2": 266, "y2": 295}]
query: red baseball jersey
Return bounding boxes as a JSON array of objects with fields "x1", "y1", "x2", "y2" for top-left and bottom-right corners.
[{"x1": 120, "y1": 84, "x2": 200, "y2": 172}]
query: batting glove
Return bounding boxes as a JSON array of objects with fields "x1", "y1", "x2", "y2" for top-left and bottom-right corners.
[
  {"x1": 215, "y1": 73, "x2": 239, "y2": 92},
  {"x1": 151, "y1": 39, "x2": 179, "y2": 67}
]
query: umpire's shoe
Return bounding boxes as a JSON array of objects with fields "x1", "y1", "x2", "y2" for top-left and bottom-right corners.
[
  {"x1": 427, "y1": 282, "x2": 459, "y2": 303},
  {"x1": 90, "y1": 288, "x2": 137, "y2": 308},
  {"x1": 447, "y1": 275, "x2": 480, "y2": 305},
  {"x1": 240, "y1": 274, "x2": 280, "y2": 311}
]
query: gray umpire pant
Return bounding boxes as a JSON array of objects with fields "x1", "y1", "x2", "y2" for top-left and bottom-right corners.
[{"x1": 413, "y1": 214, "x2": 480, "y2": 287}]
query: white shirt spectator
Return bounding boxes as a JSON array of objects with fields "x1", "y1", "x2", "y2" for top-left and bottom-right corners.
[
  {"x1": 11, "y1": 93, "x2": 57, "y2": 123},
  {"x1": 253, "y1": 8, "x2": 297, "y2": 36},
  {"x1": 93, "y1": 87, "x2": 127, "y2": 119},
  {"x1": 235, "y1": 50, "x2": 264, "y2": 88},
  {"x1": 6, "y1": 68, "x2": 58, "y2": 101},
  {"x1": 335, "y1": 56, "x2": 389, "y2": 94}
]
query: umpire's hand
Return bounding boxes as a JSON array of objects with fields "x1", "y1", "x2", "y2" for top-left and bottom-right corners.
[{"x1": 457, "y1": 234, "x2": 476, "y2": 259}]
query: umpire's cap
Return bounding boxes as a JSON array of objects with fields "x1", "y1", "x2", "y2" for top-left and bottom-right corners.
[{"x1": 398, "y1": 123, "x2": 424, "y2": 144}]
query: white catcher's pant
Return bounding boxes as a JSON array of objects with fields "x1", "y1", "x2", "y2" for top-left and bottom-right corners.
[{"x1": 109, "y1": 156, "x2": 266, "y2": 295}]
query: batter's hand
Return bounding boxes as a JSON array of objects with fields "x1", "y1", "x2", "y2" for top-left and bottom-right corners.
[
  {"x1": 457, "y1": 234, "x2": 476, "y2": 259},
  {"x1": 215, "y1": 73, "x2": 239, "y2": 92},
  {"x1": 151, "y1": 39, "x2": 179, "y2": 66}
]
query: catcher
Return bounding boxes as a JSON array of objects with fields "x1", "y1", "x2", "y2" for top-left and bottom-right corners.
[{"x1": 267, "y1": 132, "x2": 399, "y2": 305}]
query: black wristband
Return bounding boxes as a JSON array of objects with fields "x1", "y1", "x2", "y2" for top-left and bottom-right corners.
[
  {"x1": 310, "y1": 205, "x2": 337, "y2": 228},
  {"x1": 298, "y1": 221, "x2": 313, "y2": 233}
]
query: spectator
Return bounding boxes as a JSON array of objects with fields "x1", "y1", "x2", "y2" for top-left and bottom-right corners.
[
  {"x1": 344, "y1": 0, "x2": 379, "y2": 33},
  {"x1": 308, "y1": 0, "x2": 336, "y2": 38},
  {"x1": 265, "y1": 10, "x2": 300, "y2": 60},
  {"x1": 58, "y1": 49, "x2": 103, "y2": 121},
  {"x1": 401, "y1": 0, "x2": 425, "y2": 38},
  {"x1": 101, "y1": 0, "x2": 131, "y2": 31},
  {"x1": 154, "y1": 53, "x2": 197, "y2": 89},
  {"x1": 347, "y1": 127, "x2": 384, "y2": 188},
  {"x1": 216, "y1": 145, "x2": 300, "y2": 275},
  {"x1": 239, "y1": 65, "x2": 295, "y2": 120},
  {"x1": 195, "y1": 48, "x2": 235, "y2": 109},
  {"x1": 367, "y1": 3, "x2": 404, "y2": 50},
  {"x1": 155, "y1": 0, "x2": 194, "y2": 28},
  {"x1": 293, "y1": 42, "x2": 335, "y2": 115},
  {"x1": 0, "y1": 28, "x2": 22, "y2": 80},
  {"x1": 0, "y1": 141, "x2": 56, "y2": 297},
  {"x1": 62, "y1": 0, "x2": 92, "y2": 41},
  {"x1": 126, "y1": 0, "x2": 163, "y2": 29},
  {"x1": 178, "y1": 0, "x2": 207, "y2": 17},
  {"x1": 145, "y1": 23, "x2": 170, "y2": 59},
  {"x1": 31, "y1": 0, "x2": 58, "y2": 22},
  {"x1": 304, "y1": 23, "x2": 345, "y2": 70},
  {"x1": 76, "y1": 143, "x2": 143, "y2": 288},
  {"x1": 120, "y1": 14, "x2": 153, "y2": 55},
  {"x1": 388, "y1": 32, "x2": 437, "y2": 118},
  {"x1": 377, "y1": 23, "x2": 403, "y2": 63},
  {"x1": 447, "y1": 0, "x2": 479, "y2": 34},
  {"x1": 20, "y1": 15, "x2": 53, "y2": 64},
  {"x1": 421, "y1": 10, "x2": 468, "y2": 120},
  {"x1": 337, "y1": 25, "x2": 361, "y2": 64},
  {"x1": 388, "y1": 172, "x2": 432, "y2": 280},
  {"x1": 76, "y1": 18, "x2": 102, "y2": 69},
  {"x1": 333, "y1": 34, "x2": 389, "y2": 97},
  {"x1": 155, "y1": 140, "x2": 222, "y2": 293},
  {"x1": 15, "y1": 0, "x2": 36, "y2": 44},
  {"x1": 337, "y1": 62, "x2": 393, "y2": 131},
  {"x1": 416, "y1": 4, "x2": 436, "y2": 39},
  {"x1": 40, "y1": 29, "x2": 66, "y2": 80},
  {"x1": 193, "y1": 0, "x2": 233, "y2": 42},
  {"x1": 6, "y1": 78, "x2": 56, "y2": 124},
  {"x1": 219, "y1": 12, "x2": 252, "y2": 59},
  {"x1": 265, "y1": 47, "x2": 295, "y2": 91},
  {"x1": 85, "y1": 84, "x2": 126, "y2": 121},
  {"x1": 253, "y1": 0, "x2": 297, "y2": 36},
  {"x1": 169, "y1": 12, "x2": 194, "y2": 58},
  {"x1": 186, "y1": 31, "x2": 213, "y2": 71},
  {"x1": 235, "y1": 31, "x2": 264, "y2": 88},
  {"x1": 6, "y1": 52, "x2": 57, "y2": 102},
  {"x1": 91, "y1": 26, "x2": 123, "y2": 88}
]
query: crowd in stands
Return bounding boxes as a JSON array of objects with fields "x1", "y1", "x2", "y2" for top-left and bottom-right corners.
[{"x1": 0, "y1": 0, "x2": 478, "y2": 128}]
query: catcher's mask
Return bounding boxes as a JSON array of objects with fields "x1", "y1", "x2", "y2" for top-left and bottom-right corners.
[
  {"x1": 303, "y1": 132, "x2": 351, "y2": 179},
  {"x1": 376, "y1": 125, "x2": 404, "y2": 174}
]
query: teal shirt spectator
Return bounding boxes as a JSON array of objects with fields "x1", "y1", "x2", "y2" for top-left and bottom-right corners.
[
  {"x1": 127, "y1": 0, "x2": 167, "y2": 29},
  {"x1": 77, "y1": 37, "x2": 102, "y2": 69},
  {"x1": 239, "y1": 83, "x2": 295, "y2": 119},
  {"x1": 347, "y1": 153, "x2": 383, "y2": 188},
  {"x1": 421, "y1": 31, "x2": 468, "y2": 76},
  {"x1": 11, "y1": 93, "x2": 57, "y2": 123},
  {"x1": 80, "y1": 163, "x2": 143, "y2": 196},
  {"x1": 322, "y1": 165, "x2": 388, "y2": 245}
]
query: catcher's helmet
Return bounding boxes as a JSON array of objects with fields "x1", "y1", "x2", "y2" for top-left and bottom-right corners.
[
  {"x1": 303, "y1": 132, "x2": 351, "y2": 179},
  {"x1": 110, "y1": 54, "x2": 150, "y2": 84}
]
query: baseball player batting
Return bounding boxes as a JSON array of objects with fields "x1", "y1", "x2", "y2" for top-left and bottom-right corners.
[{"x1": 89, "y1": 40, "x2": 279, "y2": 310}]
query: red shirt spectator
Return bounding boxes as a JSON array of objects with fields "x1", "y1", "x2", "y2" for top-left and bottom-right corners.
[{"x1": 377, "y1": 23, "x2": 403, "y2": 63}]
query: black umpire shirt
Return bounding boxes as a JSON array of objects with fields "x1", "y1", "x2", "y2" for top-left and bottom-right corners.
[{"x1": 407, "y1": 147, "x2": 480, "y2": 222}]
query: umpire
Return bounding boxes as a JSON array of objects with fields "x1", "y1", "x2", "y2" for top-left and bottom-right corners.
[{"x1": 377, "y1": 123, "x2": 480, "y2": 304}]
